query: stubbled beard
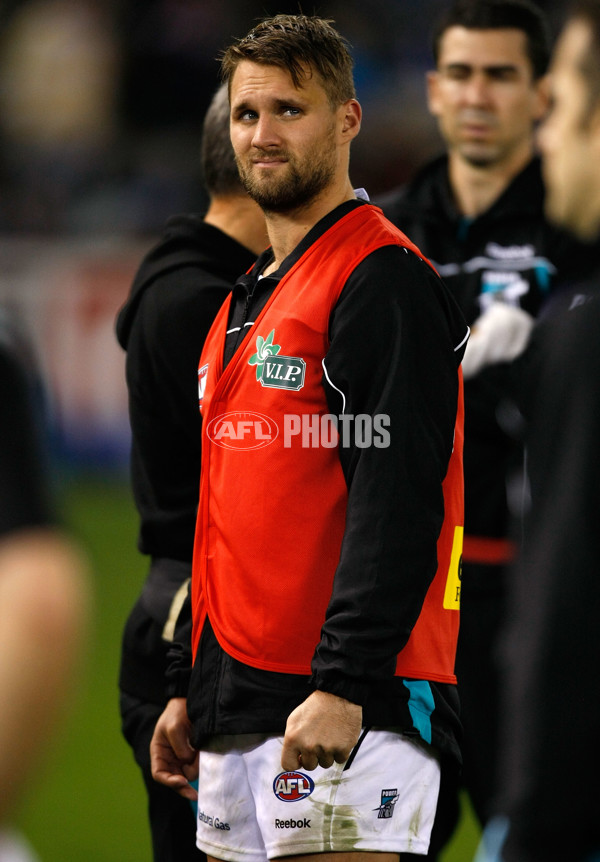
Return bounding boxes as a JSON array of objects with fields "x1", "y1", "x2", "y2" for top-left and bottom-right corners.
[
  {"x1": 461, "y1": 151, "x2": 498, "y2": 168},
  {"x1": 458, "y1": 139, "x2": 501, "y2": 168},
  {"x1": 236, "y1": 146, "x2": 336, "y2": 214}
]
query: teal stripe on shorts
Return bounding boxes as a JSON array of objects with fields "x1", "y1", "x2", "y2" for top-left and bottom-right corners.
[{"x1": 403, "y1": 679, "x2": 434, "y2": 744}]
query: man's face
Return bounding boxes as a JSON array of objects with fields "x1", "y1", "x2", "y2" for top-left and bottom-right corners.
[
  {"x1": 539, "y1": 19, "x2": 600, "y2": 240},
  {"x1": 428, "y1": 26, "x2": 548, "y2": 168},
  {"x1": 229, "y1": 60, "x2": 344, "y2": 214}
]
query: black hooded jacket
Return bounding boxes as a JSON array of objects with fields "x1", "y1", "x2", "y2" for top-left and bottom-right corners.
[
  {"x1": 116, "y1": 214, "x2": 258, "y2": 702},
  {"x1": 377, "y1": 155, "x2": 598, "y2": 547}
]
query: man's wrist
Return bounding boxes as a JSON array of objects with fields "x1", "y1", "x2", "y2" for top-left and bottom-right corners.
[{"x1": 310, "y1": 672, "x2": 368, "y2": 707}]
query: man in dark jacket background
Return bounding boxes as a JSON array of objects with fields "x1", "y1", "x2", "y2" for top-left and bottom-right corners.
[
  {"x1": 378, "y1": 0, "x2": 600, "y2": 844},
  {"x1": 116, "y1": 83, "x2": 267, "y2": 862},
  {"x1": 477, "y1": 2, "x2": 600, "y2": 858}
]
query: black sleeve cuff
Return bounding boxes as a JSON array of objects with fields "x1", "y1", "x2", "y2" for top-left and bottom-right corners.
[
  {"x1": 165, "y1": 665, "x2": 192, "y2": 699},
  {"x1": 309, "y1": 669, "x2": 369, "y2": 707}
]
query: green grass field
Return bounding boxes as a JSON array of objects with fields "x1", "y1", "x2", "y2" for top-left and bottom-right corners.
[{"x1": 13, "y1": 475, "x2": 480, "y2": 861}]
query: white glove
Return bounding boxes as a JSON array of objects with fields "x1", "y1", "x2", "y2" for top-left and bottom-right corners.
[{"x1": 461, "y1": 303, "x2": 534, "y2": 379}]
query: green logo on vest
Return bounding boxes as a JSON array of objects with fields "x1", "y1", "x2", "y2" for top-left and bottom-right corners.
[{"x1": 248, "y1": 329, "x2": 306, "y2": 391}]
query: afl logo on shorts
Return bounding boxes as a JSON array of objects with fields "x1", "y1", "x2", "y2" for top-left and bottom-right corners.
[{"x1": 273, "y1": 771, "x2": 315, "y2": 802}]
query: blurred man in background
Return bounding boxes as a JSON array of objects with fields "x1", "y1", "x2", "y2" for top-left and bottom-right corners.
[
  {"x1": 377, "y1": 0, "x2": 599, "y2": 842},
  {"x1": 116, "y1": 83, "x2": 267, "y2": 862},
  {"x1": 0, "y1": 314, "x2": 89, "y2": 862},
  {"x1": 476, "y1": 2, "x2": 600, "y2": 859}
]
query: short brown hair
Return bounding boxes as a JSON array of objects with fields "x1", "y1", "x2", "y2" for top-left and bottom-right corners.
[{"x1": 220, "y1": 14, "x2": 356, "y2": 108}]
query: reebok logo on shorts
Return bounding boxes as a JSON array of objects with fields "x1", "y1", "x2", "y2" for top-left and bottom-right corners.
[
  {"x1": 274, "y1": 818, "x2": 311, "y2": 829},
  {"x1": 374, "y1": 788, "x2": 399, "y2": 819},
  {"x1": 273, "y1": 771, "x2": 315, "y2": 801}
]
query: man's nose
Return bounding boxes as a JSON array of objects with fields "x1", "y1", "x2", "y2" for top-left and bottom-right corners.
[
  {"x1": 251, "y1": 114, "x2": 281, "y2": 148},
  {"x1": 463, "y1": 74, "x2": 492, "y2": 106}
]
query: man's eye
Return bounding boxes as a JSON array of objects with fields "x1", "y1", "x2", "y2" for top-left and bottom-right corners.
[
  {"x1": 489, "y1": 69, "x2": 518, "y2": 82},
  {"x1": 444, "y1": 67, "x2": 470, "y2": 81},
  {"x1": 441, "y1": 63, "x2": 472, "y2": 81},
  {"x1": 239, "y1": 110, "x2": 258, "y2": 121},
  {"x1": 282, "y1": 106, "x2": 301, "y2": 116}
]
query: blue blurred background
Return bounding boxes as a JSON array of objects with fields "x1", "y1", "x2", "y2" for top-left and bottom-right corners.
[{"x1": 0, "y1": 0, "x2": 567, "y2": 475}]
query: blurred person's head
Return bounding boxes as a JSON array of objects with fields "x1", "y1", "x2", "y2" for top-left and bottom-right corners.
[
  {"x1": 538, "y1": 0, "x2": 600, "y2": 240},
  {"x1": 0, "y1": 0, "x2": 118, "y2": 149},
  {"x1": 432, "y1": 0, "x2": 551, "y2": 79},
  {"x1": 200, "y1": 83, "x2": 246, "y2": 199},
  {"x1": 200, "y1": 83, "x2": 268, "y2": 254},
  {"x1": 427, "y1": 0, "x2": 551, "y2": 172},
  {"x1": 218, "y1": 14, "x2": 361, "y2": 216}
]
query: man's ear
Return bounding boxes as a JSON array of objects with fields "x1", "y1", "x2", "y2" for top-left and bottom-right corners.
[
  {"x1": 532, "y1": 72, "x2": 552, "y2": 123},
  {"x1": 340, "y1": 99, "x2": 362, "y2": 140},
  {"x1": 426, "y1": 70, "x2": 441, "y2": 118}
]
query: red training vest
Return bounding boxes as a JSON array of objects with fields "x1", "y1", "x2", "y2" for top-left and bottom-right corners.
[{"x1": 192, "y1": 204, "x2": 463, "y2": 684}]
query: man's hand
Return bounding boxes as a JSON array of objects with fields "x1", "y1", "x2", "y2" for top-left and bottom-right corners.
[
  {"x1": 461, "y1": 303, "x2": 534, "y2": 379},
  {"x1": 150, "y1": 697, "x2": 198, "y2": 800},
  {"x1": 281, "y1": 690, "x2": 362, "y2": 771}
]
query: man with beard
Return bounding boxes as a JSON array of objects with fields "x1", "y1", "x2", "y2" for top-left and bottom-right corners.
[
  {"x1": 477, "y1": 3, "x2": 600, "y2": 859},
  {"x1": 377, "y1": 0, "x2": 600, "y2": 839},
  {"x1": 149, "y1": 13, "x2": 470, "y2": 862}
]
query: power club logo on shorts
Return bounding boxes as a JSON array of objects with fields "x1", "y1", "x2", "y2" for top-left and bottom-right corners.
[
  {"x1": 374, "y1": 788, "x2": 399, "y2": 819},
  {"x1": 273, "y1": 771, "x2": 315, "y2": 802}
]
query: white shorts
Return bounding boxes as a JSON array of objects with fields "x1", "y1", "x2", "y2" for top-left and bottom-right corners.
[{"x1": 195, "y1": 729, "x2": 440, "y2": 861}]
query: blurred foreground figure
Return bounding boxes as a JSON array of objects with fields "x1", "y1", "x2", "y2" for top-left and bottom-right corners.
[
  {"x1": 0, "y1": 315, "x2": 89, "y2": 860},
  {"x1": 477, "y1": 2, "x2": 600, "y2": 860}
]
